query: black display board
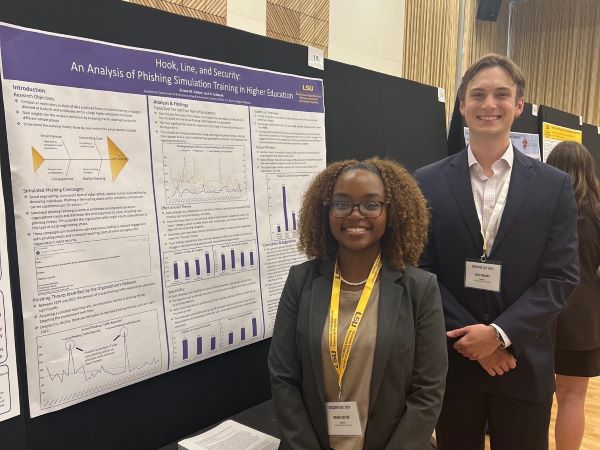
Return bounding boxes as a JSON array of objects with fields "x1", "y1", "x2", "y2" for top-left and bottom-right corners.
[
  {"x1": 447, "y1": 96, "x2": 466, "y2": 156},
  {"x1": 447, "y1": 100, "x2": 539, "y2": 156},
  {"x1": 511, "y1": 103, "x2": 539, "y2": 134},
  {"x1": 324, "y1": 60, "x2": 447, "y2": 172},
  {"x1": 583, "y1": 123, "x2": 600, "y2": 177},
  {"x1": 539, "y1": 105, "x2": 582, "y2": 132},
  {"x1": 0, "y1": 1, "x2": 447, "y2": 449}
]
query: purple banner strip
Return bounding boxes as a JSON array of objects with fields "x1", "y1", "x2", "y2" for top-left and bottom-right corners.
[{"x1": 0, "y1": 25, "x2": 324, "y2": 113}]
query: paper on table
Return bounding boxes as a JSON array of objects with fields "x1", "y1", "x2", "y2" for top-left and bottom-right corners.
[{"x1": 178, "y1": 420, "x2": 280, "y2": 450}]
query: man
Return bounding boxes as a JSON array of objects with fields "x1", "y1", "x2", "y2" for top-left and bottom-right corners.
[{"x1": 414, "y1": 54, "x2": 579, "y2": 450}]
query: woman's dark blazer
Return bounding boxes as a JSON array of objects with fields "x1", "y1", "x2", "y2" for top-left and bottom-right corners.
[
  {"x1": 555, "y1": 206, "x2": 600, "y2": 350},
  {"x1": 268, "y1": 257, "x2": 448, "y2": 450}
]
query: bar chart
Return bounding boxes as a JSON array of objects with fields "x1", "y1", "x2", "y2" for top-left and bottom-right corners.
[
  {"x1": 267, "y1": 173, "x2": 311, "y2": 241},
  {"x1": 213, "y1": 241, "x2": 258, "y2": 277},
  {"x1": 172, "y1": 310, "x2": 261, "y2": 367},
  {"x1": 163, "y1": 247, "x2": 215, "y2": 287},
  {"x1": 221, "y1": 311, "x2": 261, "y2": 349},
  {"x1": 172, "y1": 321, "x2": 220, "y2": 367}
]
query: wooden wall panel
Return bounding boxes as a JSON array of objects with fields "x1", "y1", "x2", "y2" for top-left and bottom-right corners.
[
  {"x1": 130, "y1": 0, "x2": 226, "y2": 25},
  {"x1": 509, "y1": 0, "x2": 600, "y2": 125},
  {"x1": 266, "y1": 0, "x2": 328, "y2": 56},
  {"x1": 462, "y1": 0, "x2": 599, "y2": 125},
  {"x1": 403, "y1": 0, "x2": 460, "y2": 122},
  {"x1": 463, "y1": 0, "x2": 509, "y2": 71}
]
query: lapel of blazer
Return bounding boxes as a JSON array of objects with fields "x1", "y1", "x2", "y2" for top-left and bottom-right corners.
[
  {"x1": 369, "y1": 262, "x2": 404, "y2": 410},
  {"x1": 490, "y1": 148, "x2": 536, "y2": 255},
  {"x1": 445, "y1": 149, "x2": 483, "y2": 251},
  {"x1": 308, "y1": 257, "x2": 335, "y2": 403}
]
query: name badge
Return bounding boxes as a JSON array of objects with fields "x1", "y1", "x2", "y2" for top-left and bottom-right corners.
[
  {"x1": 325, "y1": 401, "x2": 362, "y2": 436},
  {"x1": 464, "y1": 259, "x2": 502, "y2": 292}
]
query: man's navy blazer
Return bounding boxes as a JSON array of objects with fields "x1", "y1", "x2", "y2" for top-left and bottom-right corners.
[{"x1": 414, "y1": 147, "x2": 579, "y2": 403}]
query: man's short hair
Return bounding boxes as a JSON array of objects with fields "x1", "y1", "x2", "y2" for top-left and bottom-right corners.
[{"x1": 457, "y1": 53, "x2": 526, "y2": 102}]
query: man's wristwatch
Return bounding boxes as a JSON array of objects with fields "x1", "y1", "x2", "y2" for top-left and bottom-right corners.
[{"x1": 494, "y1": 327, "x2": 506, "y2": 349}]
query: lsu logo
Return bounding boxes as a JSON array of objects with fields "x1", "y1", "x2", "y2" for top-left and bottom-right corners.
[{"x1": 302, "y1": 84, "x2": 314, "y2": 92}]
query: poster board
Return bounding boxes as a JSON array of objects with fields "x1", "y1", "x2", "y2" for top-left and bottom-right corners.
[
  {"x1": 539, "y1": 105, "x2": 582, "y2": 162},
  {"x1": 582, "y1": 123, "x2": 600, "y2": 177}
]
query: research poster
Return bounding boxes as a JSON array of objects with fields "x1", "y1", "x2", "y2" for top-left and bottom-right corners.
[
  {"x1": 0, "y1": 158, "x2": 20, "y2": 422},
  {"x1": 0, "y1": 23, "x2": 326, "y2": 417},
  {"x1": 542, "y1": 122, "x2": 582, "y2": 162}
]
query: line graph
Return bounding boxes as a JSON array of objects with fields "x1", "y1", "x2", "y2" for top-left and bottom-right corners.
[
  {"x1": 36, "y1": 310, "x2": 162, "y2": 409},
  {"x1": 162, "y1": 143, "x2": 247, "y2": 204}
]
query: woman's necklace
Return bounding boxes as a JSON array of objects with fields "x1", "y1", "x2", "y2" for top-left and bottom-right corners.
[{"x1": 339, "y1": 274, "x2": 368, "y2": 286}]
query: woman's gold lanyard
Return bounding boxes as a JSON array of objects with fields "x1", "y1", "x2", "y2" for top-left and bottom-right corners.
[{"x1": 329, "y1": 253, "x2": 382, "y2": 401}]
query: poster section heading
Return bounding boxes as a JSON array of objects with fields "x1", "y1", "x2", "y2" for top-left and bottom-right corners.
[{"x1": 0, "y1": 24, "x2": 324, "y2": 113}]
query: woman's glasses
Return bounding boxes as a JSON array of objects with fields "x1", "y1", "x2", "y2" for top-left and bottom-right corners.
[{"x1": 328, "y1": 200, "x2": 387, "y2": 218}]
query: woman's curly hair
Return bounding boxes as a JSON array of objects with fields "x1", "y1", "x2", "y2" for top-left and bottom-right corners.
[{"x1": 298, "y1": 157, "x2": 429, "y2": 271}]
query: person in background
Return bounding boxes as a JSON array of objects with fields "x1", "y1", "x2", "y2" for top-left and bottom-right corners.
[
  {"x1": 269, "y1": 158, "x2": 447, "y2": 450},
  {"x1": 547, "y1": 141, "x2": 600, "y2": 450}
]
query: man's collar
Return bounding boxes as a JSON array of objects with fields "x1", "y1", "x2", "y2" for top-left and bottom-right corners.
[{"x1": 467, "y1": 143, "x2": 514, "y2": 169}]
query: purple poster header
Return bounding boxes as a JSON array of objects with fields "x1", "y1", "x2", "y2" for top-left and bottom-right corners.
[{"x1": 0, "y1": 24, "x2": 324, "y2": 113}]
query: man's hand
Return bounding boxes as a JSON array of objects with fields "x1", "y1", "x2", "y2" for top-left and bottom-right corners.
[
  {"x1": 478, "y1": 348, "x2": 517, "y2": 376},
  {"x1": 447, "y1": 324, "x2": 499, "y2": 360}
]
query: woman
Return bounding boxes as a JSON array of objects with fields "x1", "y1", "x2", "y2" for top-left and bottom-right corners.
[
  {"x1": 547, "y1": 141, "x2": 600, "y2": 450},
  {"x1": 268, "y1": 158, "x2": 447, "y2": 449}
]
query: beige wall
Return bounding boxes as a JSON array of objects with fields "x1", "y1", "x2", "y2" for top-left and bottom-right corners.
[
  {"x1": 328, "y1": 0, "x2": 405, "y2": 77},
  {"x1": 227, "y1": 0, "x2": 267, "y2": 36}
]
